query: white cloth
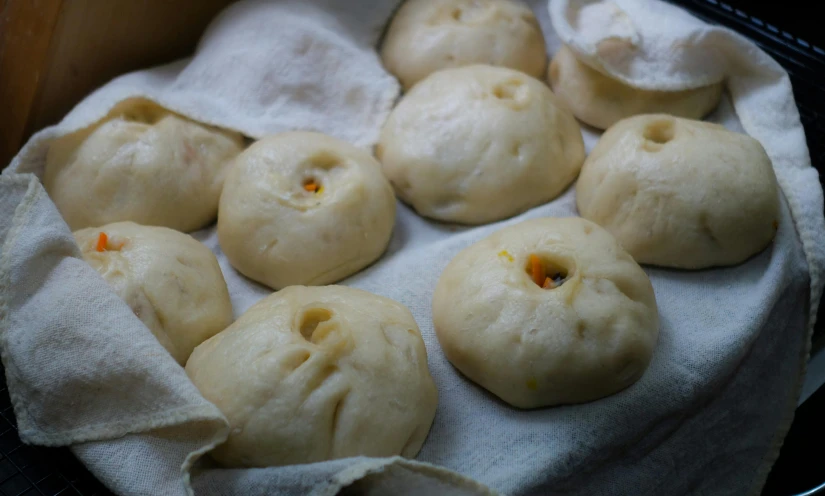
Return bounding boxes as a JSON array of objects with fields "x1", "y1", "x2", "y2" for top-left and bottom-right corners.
[{"x1": 0, "y1": 0, "x2": 822, "y2": 495}]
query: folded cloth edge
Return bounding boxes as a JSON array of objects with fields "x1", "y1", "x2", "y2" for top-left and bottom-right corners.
[
  {"x1": 316, "y1": 456, "x2": 503, "y2": 496},
  {"x1": 0, "y1": 174, "x2": 233, "y2": 448}
]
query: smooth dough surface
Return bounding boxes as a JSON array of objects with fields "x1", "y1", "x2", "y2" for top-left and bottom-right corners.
[
  {"x1": 218, "y1": 132, "x2": 396, "y2": 290},
  {"x1": 186, "y1": 285, "x2": 438, "y2": 467},
  {"x1": 45, "y1": 98, "x2": 244, "y2": 232},
  {"x1": 74, "y1": 222, "x2": 233, "y2": 365},
  {"x1": 381, "y1": 0, "x2": 547, "y2": 90},
  {"x1": 548, "y1": 46, "x2": 723, "y2": 130},
  {"x1": 378, "y1": 65, "x2": 584, "y2": 225},
  {"x1": 576, "y1": 114, "x2": 780, "y2": 269},
  {"x1": 432, "y1": 217, "x2": 658, "y2": 408}
]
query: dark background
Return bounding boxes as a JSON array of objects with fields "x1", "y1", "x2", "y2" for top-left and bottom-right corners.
[{"x1": 722, "y1": 0, "x2": 824, "y2": 47}]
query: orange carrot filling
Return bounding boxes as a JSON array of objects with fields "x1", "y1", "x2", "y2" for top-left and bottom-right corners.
[
  {"x1": 529, "y1": 254, "x2": 544, "y2": 287},
  {"x1": 528, "y1": 254, "x2": 565, "y2": 289},
  {"x1": 303, "y1": 181, "x2": 318, "y2": 192},
  {"x1": 96, "y1": 232, "x2": 108, "y2": 252},
  {"x1": 303, "y1": 177, "x2": 323, "y2": 193}
]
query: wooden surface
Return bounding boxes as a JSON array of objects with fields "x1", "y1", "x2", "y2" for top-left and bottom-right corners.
[
  {"x1": 0, "y1": 0, "x2": 64, "y2": 169},
  {"x1": 0, "y1": 0, "x2": 235, "y2": 169}
]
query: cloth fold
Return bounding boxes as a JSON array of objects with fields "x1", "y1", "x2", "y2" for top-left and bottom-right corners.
[{"x1": 0, "y1": 0, "x2": 822, "y2": 495}]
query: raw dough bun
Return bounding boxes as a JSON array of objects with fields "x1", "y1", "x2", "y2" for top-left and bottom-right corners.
[
  {"x1": 45, "y1": 98, "x2": 245, "y2": 232},
  {"x1": 576, "y1": 114, "x2": 780, "y2": 269},
  {"x1": 378, "y1": 65, "x2": 584, "y2": 224},
  {"x1": 432, "y1": 217, "x2": 658, "y2": 408},
  {"x1": 74, "y1": 222, "x2": 233, "y2": 365},
  {"x1": 381, "y1": 0, "x2": 547, "y2": 90},
  {"x1": 186, "y1": 285, "x2": 438, "y2": 467},
  {"x1": 548, "y1": 46, "x2": 723, "y2": 130},
  {"x1": 218, "y1": 132, "x2": 396, "y2": 290}
]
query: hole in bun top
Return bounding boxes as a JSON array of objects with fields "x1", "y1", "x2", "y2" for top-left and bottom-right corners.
[
  {"x1": 525, "y1": 254, "x2": 572, "y2": 289},
  {"x1": 302, "y1": 177, "x2": 322, "y2": 194},
  {"x1": 309, "y1": 151, "x2": 342, "y2": 170},
  {"x1": 300, "y1": 307, "x2": 333, "y2": 342},
  {"x1": 295, "y1": 151, "x2": 345, "y2": 200},
  {"x1": 491, "y1": 78, "x2": 530, "y2": 110},
  {"x1": 93, "y1": 231, "x2": 125, "y2": 252},
  {"x1": 642, "y1": 118, "x2": 676, "y2": 152}
]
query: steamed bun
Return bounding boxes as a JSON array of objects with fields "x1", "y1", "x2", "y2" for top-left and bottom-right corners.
[
  {"x1": 218, "y1": 132, "x2": 396, "y2": 290},
  {"x1": 576, "y1": 114, "x2": 779, "y2": 269},
  {"x1": 378, "y1": 65, "x2": 584, "y2": 224},
  {"x1": 186, "y1": 285, "x2": 438, "y2": 467},
  {"x1": 432, "y1": 217, "x2": 658, "y2": 408},
  {"x1": 46, "y1": 98, "x2": 244, "y2": 232},
  {"x1": 74, "y1": 221, "x2": 233, "y2": 365},
  {"x1": 381, "y1": 0, "x2": 547, "y2": 90}
]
